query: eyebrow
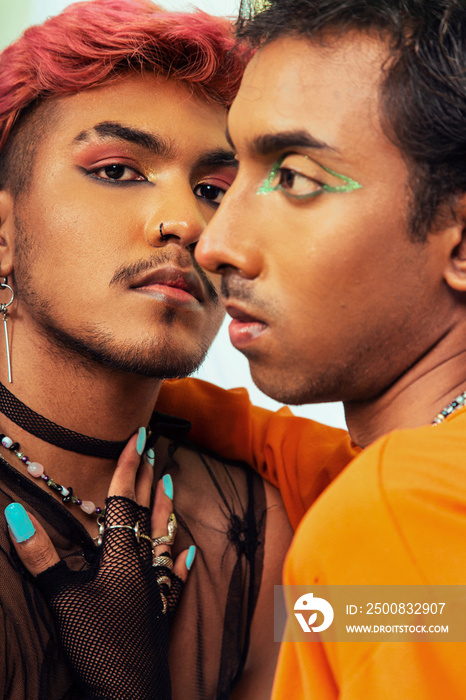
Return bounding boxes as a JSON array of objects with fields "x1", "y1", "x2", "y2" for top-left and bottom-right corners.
[
  {"x1": 194, "y1": 149, "x2": 237, "y2": 171},
  {"x1": 73, "y1": 122, "x2": 236, "y2": 171},
  {"x1": 225, "y1": 128, "x2": 339, "y2": 156},
  {"x1": 251, "y1": 130, "x2": 338, "y2": 155},
  {"x1": 73, "y1": 121, "x2": 174, "y2": 157}
]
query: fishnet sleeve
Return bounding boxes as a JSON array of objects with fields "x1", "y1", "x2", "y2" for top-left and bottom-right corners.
[{"x1": 35, "y1": 495, "x2": 182, "y2": 700}]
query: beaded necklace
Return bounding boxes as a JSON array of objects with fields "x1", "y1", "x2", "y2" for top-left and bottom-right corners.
[
  {"x1": 2, "y1": 391, "x2": 463, "y2": 521},
  {"x1": 431, "y1": 391, "x2": 466, "y2": 425},
  {"x1": 0, "y1": 432, "x2": 104, "y2": 516}
]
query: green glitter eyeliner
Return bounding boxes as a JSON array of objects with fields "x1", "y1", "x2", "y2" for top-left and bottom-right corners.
[{"x1": 257, "y1": 154, "x2": 362, "y2": 199}]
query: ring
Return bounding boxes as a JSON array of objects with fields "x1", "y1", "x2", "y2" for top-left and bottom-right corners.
[
  {"x1": 105, "y1": 521, "x2": 140, "y2": 543},
  {"x1": 158, "y1": 549, "x2": 172, "y2": 559},
  {"x1": 152, "y1": 555, "x2": 173, "y2": 570},
  {"x1": 156, "y1": 574, "x2": 172, "y2": 591},
  {"x1": 160, "y1": 592, "x2": 168, "y2": 615},
  {"x1": 151, "y1": 512, "x2": 177, "y2": 547}
]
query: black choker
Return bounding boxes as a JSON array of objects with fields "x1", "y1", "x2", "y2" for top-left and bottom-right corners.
[{"x1": 0, "y1": 381, "x2": 131, "y2": 459}]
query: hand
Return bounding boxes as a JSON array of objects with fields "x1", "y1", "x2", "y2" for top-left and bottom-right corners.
[{"x1": 4, "y1": 429, "x2": 195, "y2": 700}]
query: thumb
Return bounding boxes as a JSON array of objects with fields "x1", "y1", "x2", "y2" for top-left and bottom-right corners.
[{"x1": 5, "y1": 503, "x2": 60, "y2": 577}]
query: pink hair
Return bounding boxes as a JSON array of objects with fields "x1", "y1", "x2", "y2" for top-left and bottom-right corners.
[{"x1": 0, "y1": 0, "x2": 250, "y2": 152}]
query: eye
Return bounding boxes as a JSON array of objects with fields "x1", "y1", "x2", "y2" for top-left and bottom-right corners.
[
  {"x1": 258, "y1": 155, "x2": 323, "y2": 200},
  {"x1": 194, "y1": 182, "x2": 227, "y2": 207},
  {"x1": 276, "y1": 168, "x2": 322, "y2": 198},
  {"x1": 90, "y1": 163, "x2": 145, "y2": 182},
  {"x1": 258, "y1": 153, "x2": 362, "y2": 200}
]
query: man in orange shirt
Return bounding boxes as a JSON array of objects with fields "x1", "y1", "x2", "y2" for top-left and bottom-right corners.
[{"x1": 189, "y1": 0, "x2": 466, "y2": 697}]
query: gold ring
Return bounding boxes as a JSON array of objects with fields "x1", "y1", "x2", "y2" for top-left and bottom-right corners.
[
  {"x1": 151, "y1": 512, "x2": 177, "y2": 547},
  {"x1": 156, "y1": 574, "x2": 172, "y2": 591},
  {"x1": 153, "y1": 555, "x2": 173, "y2": 570},
  {"x1": 160, "y1": 592, "x2": 168, "y2": 615}
]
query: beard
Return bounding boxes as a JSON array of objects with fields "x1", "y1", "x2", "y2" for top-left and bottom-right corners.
[
  {"x1": 33, "y1": 311, "x2": 212, "y2": 379},
  {"x1": 12, "y1": 220, "x2": 214, "y2": 380}
]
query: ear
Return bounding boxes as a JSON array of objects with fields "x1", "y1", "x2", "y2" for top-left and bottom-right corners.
[
  {"x1": 441, "y1": 193, "x2": 466, "y2": 292},
  {"x1": 0, "y1": 189, "x2": 15, "y2": 278}
]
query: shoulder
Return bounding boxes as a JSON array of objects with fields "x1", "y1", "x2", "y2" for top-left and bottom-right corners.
[{"x1": 286, "y1": 414, "x2": 466, "y2": 585}]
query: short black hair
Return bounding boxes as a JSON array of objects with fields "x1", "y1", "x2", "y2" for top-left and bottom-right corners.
[{"x1": 237, "y1": 0, "x2": 466, "y2": 240}]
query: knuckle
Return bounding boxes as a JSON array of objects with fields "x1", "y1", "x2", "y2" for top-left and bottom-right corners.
[
  {"x1": 118, "y1": 488, "x2": 136, "y2": 500},
  {"x1": 24, "y1": 546, "x2": 57, "y2": 572}
]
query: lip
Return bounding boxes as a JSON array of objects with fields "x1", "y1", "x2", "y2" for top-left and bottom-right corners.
[
  {"x1": 225, "y1": 303, "x2": 268, "y2": 350},
  {"x1": 131, "y1": 266, "x2": 205, "y2": 306}
]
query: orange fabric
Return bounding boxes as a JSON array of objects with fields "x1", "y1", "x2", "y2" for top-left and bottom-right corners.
[
  {"x1": 274, "y1": 409, "x2": 466, "y2": 699},
  {"x1": 157, "y1": 378, "x2": 358, "y2": 530},
  {"x1": 158, "y1": 378, "x2": 466, "y2": 697}
]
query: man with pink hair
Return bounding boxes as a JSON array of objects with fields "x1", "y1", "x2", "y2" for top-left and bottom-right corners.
[{"x1": 0, "y1": 1, "x2": 291, "y2": 697}]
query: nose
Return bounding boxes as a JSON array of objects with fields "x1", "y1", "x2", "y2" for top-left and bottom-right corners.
[
  {"x1": 144, "y1": 184, "x2": 205, "y2": 250},
  {"x1": 196, "y1": 184, "x2": 262, "y2": 280}
]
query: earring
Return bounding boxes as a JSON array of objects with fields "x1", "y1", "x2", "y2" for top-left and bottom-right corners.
[
  {"x1": 0, "y1": 277, "x2": 14, "y2": 384},
  {"x1": 159, "y1": 223, "x2": 169, "y2": 241}
]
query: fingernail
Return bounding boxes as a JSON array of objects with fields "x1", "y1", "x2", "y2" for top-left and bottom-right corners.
[
  {"x1": 136, "y1": 427, "x2": 146, "y2": 456},
  {"x1": 145, "y1": 447, "x2": 155, "y2": 466},
  {"x1": 186, "y1": 545, "x2": 196, "y2": 571},
  {"x1": 163, "y1": 474, "x2": 173, "y2": 499},
  {"x1": 5, "y1": 503, "x2": 35, "y2": 543}
]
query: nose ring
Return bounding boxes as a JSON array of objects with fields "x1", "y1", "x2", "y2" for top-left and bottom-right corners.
[{"x1": 159, "y1": 223, "x2": 169, "y2": 241}]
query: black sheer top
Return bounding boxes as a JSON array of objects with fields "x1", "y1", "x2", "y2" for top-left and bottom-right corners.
[{"x1": 0, "y1": 413, "x2": 266, "y2": 700}]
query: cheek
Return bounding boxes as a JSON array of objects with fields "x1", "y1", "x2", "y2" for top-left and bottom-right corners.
[{"x1": 23, "y1": 191, "x2": 132, "y2": 274}]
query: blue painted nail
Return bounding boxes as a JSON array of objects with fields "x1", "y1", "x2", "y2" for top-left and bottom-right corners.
[
  {"x1": 145, "y1": 447, "x2": 155, "y2": 466},
  {"x1": 186, "y1": 545, "x2": 196, "y2": 571},
  {"x1": 5, "y1": 503, "x2": 35, "y2": 543},
  {"x1": 163, "y1": 474, "x2": 173, "y2": 500},
  {"x1": 136, "y1": 427, "x2": 146, "y2": 456}
]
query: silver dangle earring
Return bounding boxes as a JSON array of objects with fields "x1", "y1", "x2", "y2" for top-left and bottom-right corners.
[
  {"x1": 0, "y1": 277, "x2": 14, "y2": 383},
  {"x1": 159, "y1": 222, "x2": 169, "y2": 241}
]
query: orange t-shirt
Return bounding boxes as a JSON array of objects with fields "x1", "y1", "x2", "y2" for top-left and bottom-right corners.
[
  {"x1": 275, "y1": 411, "x2": 466, "y2": 699},
  {"x1": 157, "y1": 378, "x2": 358, "y2": 530},
  {"x1": 157, "y1": 378, "x2": 466, "y2": 698}
]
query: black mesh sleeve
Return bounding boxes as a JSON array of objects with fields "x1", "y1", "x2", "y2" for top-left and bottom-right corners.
[{"x1": 35, "y1": 496, "x2": 181, "y2": 700}]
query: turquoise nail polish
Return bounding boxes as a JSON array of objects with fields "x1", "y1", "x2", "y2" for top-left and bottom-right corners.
[
  {"x1": 5, "y1": 503, "x2": 35, "y2": 543},
  {"x1": 145, "y1": 447, "x2": 155, "y2": 466},
  {"x1": 136, "y1": 427, "x2": 146, "y2": 456},
  {"x1": 186, "y1": 545, "x2": 196, "y2": 571},
  {"x1": 163, "y1": 474, "x2": 173, "y2": 499}
]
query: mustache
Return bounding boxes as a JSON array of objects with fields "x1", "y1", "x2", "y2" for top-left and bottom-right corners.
[
  {"x1": 221, "y1": 274, "x2": 272, "y2": 319},
  {"x1": 110, "y1": 250, "x2": 219, "y2": 304},
  {"x1": 221, "y1": 274, "x2": 255, "y2": 302}
]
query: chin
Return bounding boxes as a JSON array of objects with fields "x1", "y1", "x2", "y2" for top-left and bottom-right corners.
[
  {"x1": 249, "y1": 365, "x2": 313, "y2": 406},
  {"x1": 98, "y1": 342, "x2": 210, "y2": 379},
  {"x1": 40, "y1": 321, "x2": 211, "y2": 379},
  {"x1": 249, "y1": 357, "x2": 350, "y2": 406}
]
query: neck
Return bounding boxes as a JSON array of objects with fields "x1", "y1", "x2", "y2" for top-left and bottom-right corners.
[
  {"x1": 1, "y1": 322, "x2": 163, "y2": 441},
  {"x1": 344, "y1": 339, "x2": 466, "y2": 448},
  {"x1": 0, "y1": 329, "x2": 163, "y2": 533}
]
